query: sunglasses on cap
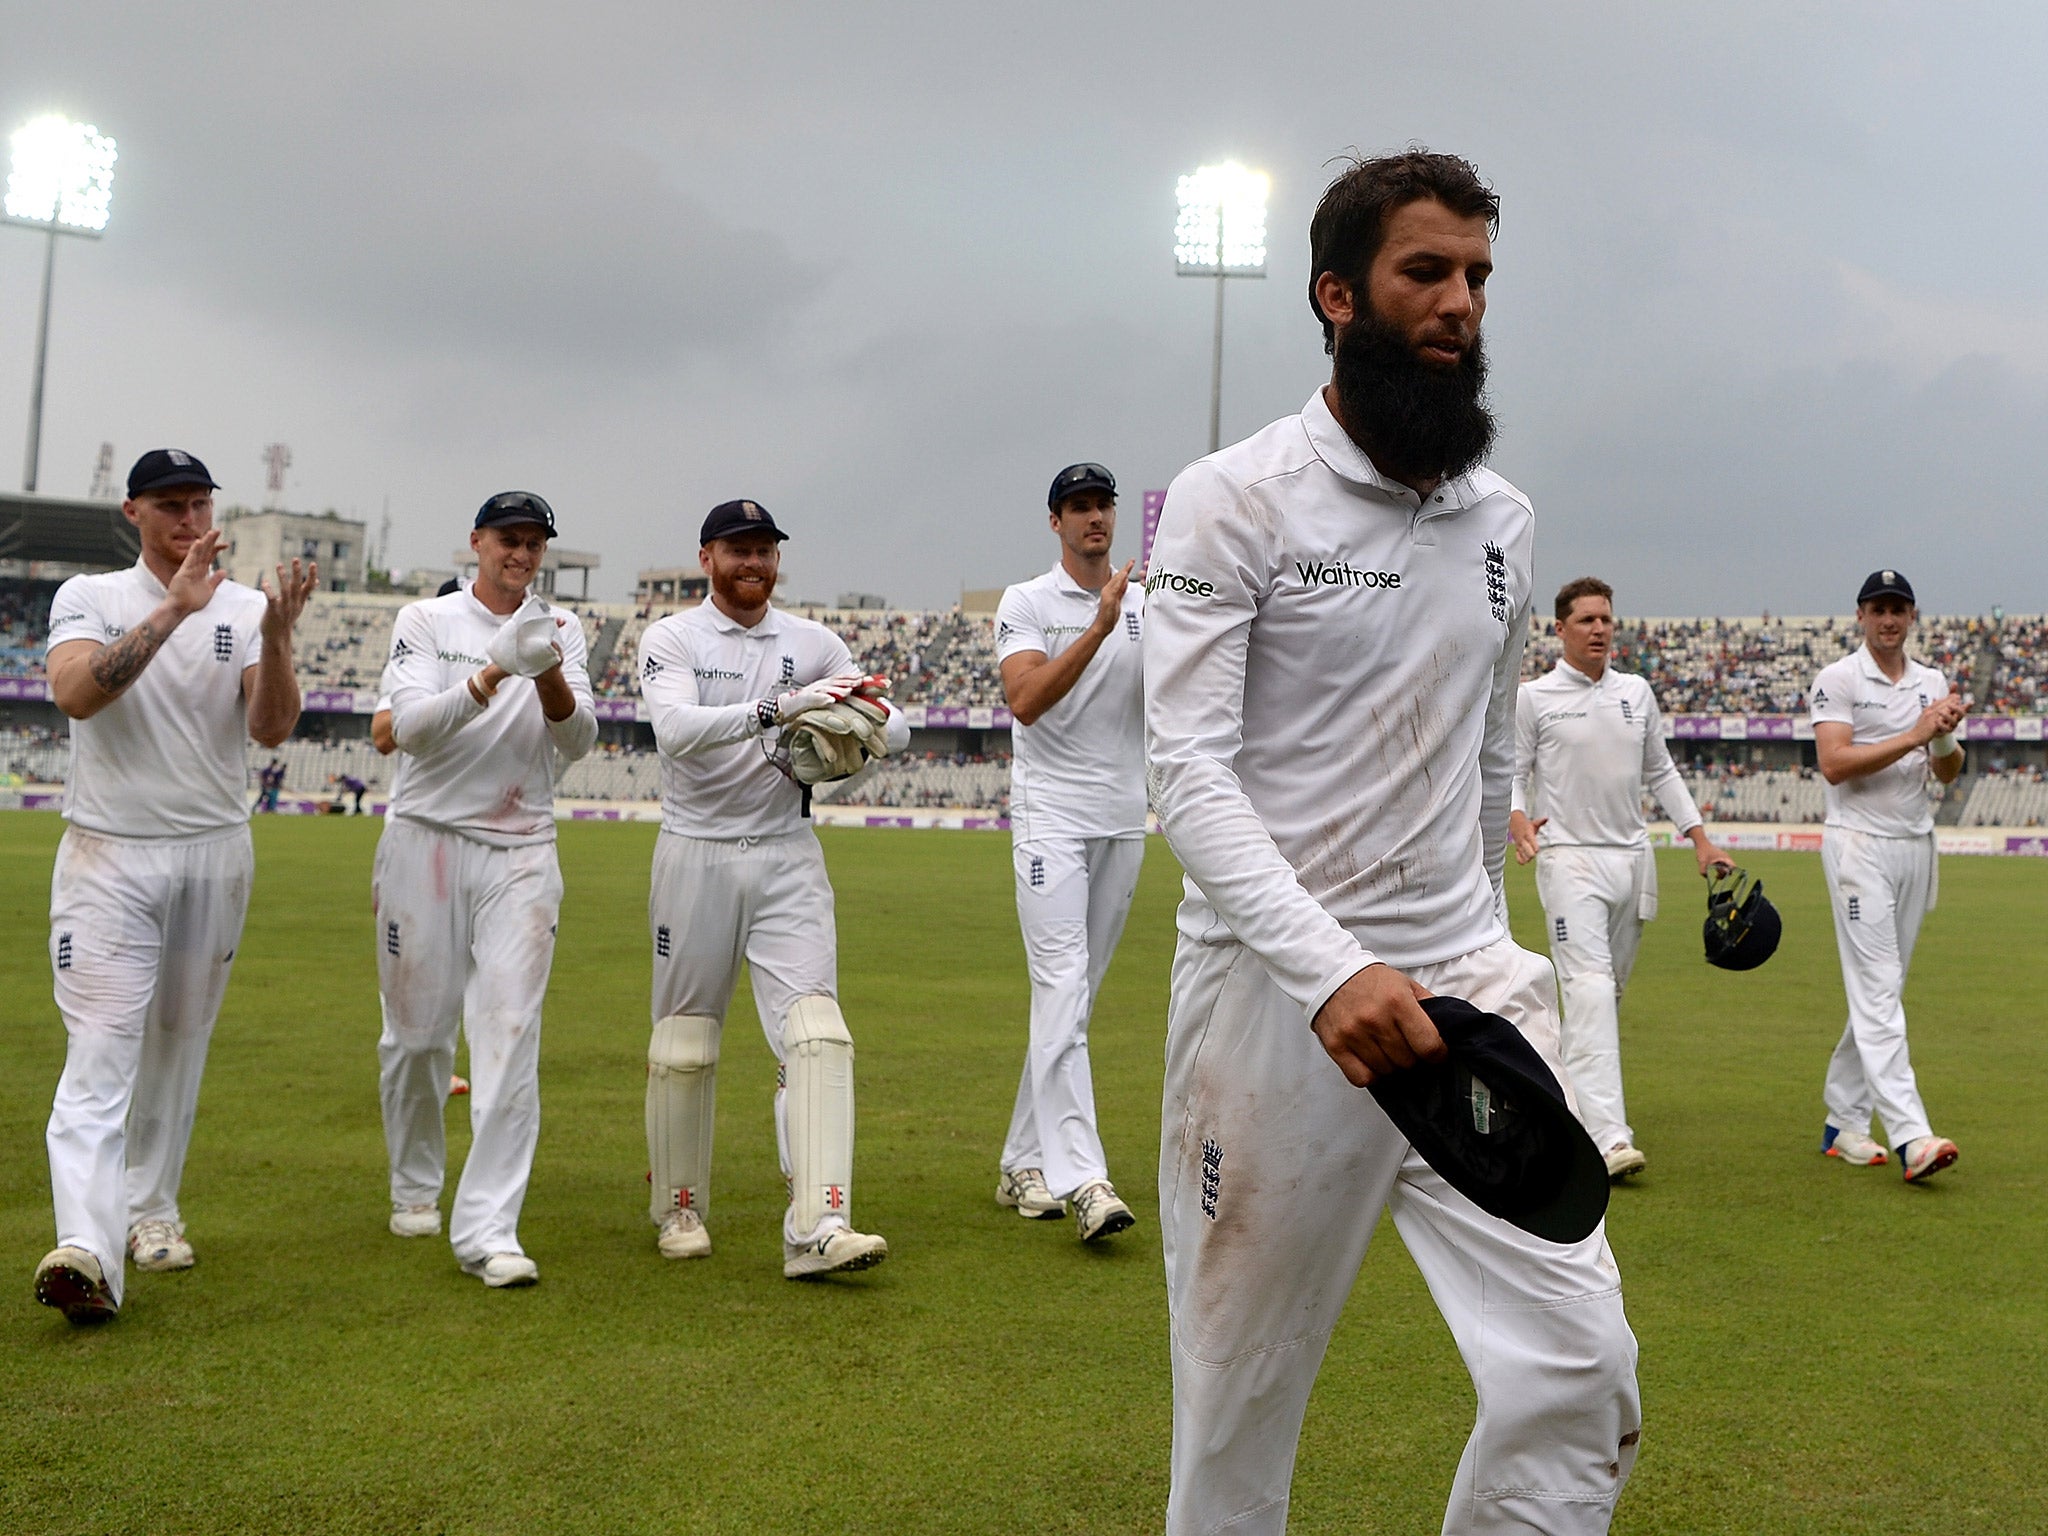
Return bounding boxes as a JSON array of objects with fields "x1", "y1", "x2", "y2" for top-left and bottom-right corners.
[{"x1": 474, "y1": 492, "x2": 558, "y2": 537}]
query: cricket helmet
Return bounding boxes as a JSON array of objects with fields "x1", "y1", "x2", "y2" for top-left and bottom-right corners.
[{"x1": 1704, "y1": 866, "x2": 1782, "y2": 971}]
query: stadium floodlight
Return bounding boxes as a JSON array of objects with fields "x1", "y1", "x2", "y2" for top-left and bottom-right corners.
[
  {"x1": 7, "y1": 114, "x2": 118, "y2": 494},
  {"x1": 1175, "y1": 161, "x2": 1268, "y2": 453}
]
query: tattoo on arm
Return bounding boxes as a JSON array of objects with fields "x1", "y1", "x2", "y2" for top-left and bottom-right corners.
[{"x1": 88, "y1": 621, "x2": 163, "y2": 696}]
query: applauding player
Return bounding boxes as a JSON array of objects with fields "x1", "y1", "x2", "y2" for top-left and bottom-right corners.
[
  {"x1": 374, "y1": 493, "x2": 596, "y2": 1288},
  {"x1": 992, "y1": 463, "x2": 1146, "y2": 1240},
  {"x1": 636, "y1": 501, "x2": 908, "y2": 1278},
  {"x1": 1510, "y1": 577, "x2": 1731, "y2": 1180},
  {"x1": 35, "y1": 450, "x2": 314, "y2": 1324},
  {"x1": 1810, "y1": 569, "x2": 1965, "y2": 1182}
]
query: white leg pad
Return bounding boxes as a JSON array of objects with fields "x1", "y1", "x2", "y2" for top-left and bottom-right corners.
[
  {"x1": 784, "y1": 995, "x2": 855, "y2": 1234},
  {"x1": 647, "y1": 1015, "x2": 719, "y2": 1225}
]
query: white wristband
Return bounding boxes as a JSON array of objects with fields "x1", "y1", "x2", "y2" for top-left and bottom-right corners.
[{"x1": 1929, "y1": 732, "x2": 1958, "y2": 757}]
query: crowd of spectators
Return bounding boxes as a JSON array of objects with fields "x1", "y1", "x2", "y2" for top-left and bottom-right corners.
[
  {"x1": 595, "y1": 605, "x2": 951, "y2": 700},
  {"x1": 1982, "y1": 617, "x2": 2048, "y2": 713},
  {"x1": 1521, "y1": 612, "x2": 1988, "y2": 715}
]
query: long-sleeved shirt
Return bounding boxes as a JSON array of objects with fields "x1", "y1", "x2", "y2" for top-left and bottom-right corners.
[
  {"x1": 1512, "y1": 661, "x2": 1701, "y2": 848},
  {"x1": 379, "y1": 588, "x2": 597, "y2": 846},
  {"x1": 1143, "y1": 387, "x2": 1533, "y2": 1021},
  {"x1": 637, "y1": 602, "x2": 909, "y2": 840}
]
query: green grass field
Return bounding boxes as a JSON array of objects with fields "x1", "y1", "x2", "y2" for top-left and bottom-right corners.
[{"x1": 1, "y1": 814, "x2": 2042, "y2": 1534}]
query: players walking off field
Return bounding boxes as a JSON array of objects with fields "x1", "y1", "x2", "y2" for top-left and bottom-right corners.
[
  {"x1": 373, "y1": 492, "x2": 597, "y2": 1288},
  {"x1": 35, "y1": 450, "x2": 316, "y2": 1323},
  {"x1": 1511, "y1": 577, "x2": 1733, "y2": 1180},
  {"x1": 636, "y1": 500, "x2": 908, "y2": 1278},
  {"x1": 992, "y1": 462, "x2": 1146, "y2": 1240},
  {"x1": 1809, "y1": 569, "x2": 1965, "y2": 1182},
  {"x1": 1143, "y1": 152, "x2": 1640, "y2": 1533}
]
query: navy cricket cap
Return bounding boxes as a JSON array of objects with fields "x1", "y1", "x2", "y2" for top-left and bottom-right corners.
[
  {"x1": 1047, "y1": 462, "x2": 1116, "y2": 510},
  {"x1": 474, "y1": 491, "x2": 557, "y2": 536},
  {"x1": 1367, "y1": 996, "x2": 1610, "y2": 1244},
  {"x1": 127, "y1": 449, "x2": 220, "y2": 498},
  {"x1": 699, "y1": 499, "x2": 788, "y2": 545},
  {"x1": 1857, "y1": 568, "x2": 1915, "y2": 605}
]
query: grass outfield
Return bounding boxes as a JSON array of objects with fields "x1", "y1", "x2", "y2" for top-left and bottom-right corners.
[{"x1": 1, "y1": 814, "x2": 2043, "y2": 1534}]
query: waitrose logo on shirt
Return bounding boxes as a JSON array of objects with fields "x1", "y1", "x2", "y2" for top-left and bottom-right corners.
[
  {"x1": 1146, "y1": 569, "x2": 1216, "y2": 598},
  {"x1": 1293, "y1": 559, "x2": 1401, "y2": 590}
]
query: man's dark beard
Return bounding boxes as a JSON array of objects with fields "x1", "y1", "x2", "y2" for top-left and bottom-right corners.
[{"x1": 1330, "y1": 310, "x2": 1495, "y2": 482}]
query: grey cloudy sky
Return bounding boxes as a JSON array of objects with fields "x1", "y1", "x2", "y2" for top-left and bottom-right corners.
[{"x1": 4, "y1": 3, "x2": 2046, "y2": 613}]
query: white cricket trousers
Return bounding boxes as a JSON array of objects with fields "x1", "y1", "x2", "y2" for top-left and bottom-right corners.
[
  {"x1": 1161, "y1": 933, "x2": 1641, "y2": 1536},
  {"x1": 373, "y1": 818, "x2": 563, "y2": 1265},
  {"x1": 648, "y1": 828, "x2": 841, "y2": 1242},
  {"x1": 1535, "y1": 845, "x2": 1647, "y2": 1152},
  {"x1": 1001, "y1": 834, "x2": 1144, "y2": 1199},
  {"x1": 46, "y1": 826, "x2": 253, "y2": 1306},
  {"x1": 1821, "y1": 827, "x2": 1937, "y2": 1150}
]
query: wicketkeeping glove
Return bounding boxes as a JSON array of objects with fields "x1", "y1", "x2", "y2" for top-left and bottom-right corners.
[
  {"x1": 487, "y1": 596, "x2": 564, "y2": 678},
  {"x1": 782, "y1": 696, "x2": 896, "y2": 784}
]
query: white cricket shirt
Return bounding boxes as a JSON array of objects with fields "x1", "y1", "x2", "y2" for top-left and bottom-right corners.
[
  {"x1": 1809, "y1": 645, "x2": 1947, "y2": 838},
  {"x1": 1144, "y1": 387, "x2": 1533, "y2": 1019},
  {"x1": 1512, "y1": 661, "x2": 1701, "y2": 847},
  {"x1": 46, "y1": 560, "x2": 268, "y2": 841},
  {"x1": 995, "y1": 563, "x2": 1146, "y2": 841},
  {"x1": 638, "y1": 602, "x2": 911, "y2": 841},
  {"x1": 380, "y1": 588, "x2": 597, "y2": 846}
]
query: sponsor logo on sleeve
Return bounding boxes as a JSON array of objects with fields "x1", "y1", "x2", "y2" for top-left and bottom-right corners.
[
  {"x1": 1812, "y1": 685, "x2": 1828, "y2": 708},
  {"x1": 391, "y1": 636, "x2": 412, "y2": 663},
  {"x1": 1144, "y1": 568, "x2": 1217, "y2": 598},
  {"x1": 1292, "y1": 558, "x2": 1402, "y2": 590},
  {"x1": 641, "y1": 654, "x2": 662, "y2": 681}
]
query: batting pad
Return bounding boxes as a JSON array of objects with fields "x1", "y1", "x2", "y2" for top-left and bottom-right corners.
[
  {"x1": 783, "y1": 995, "x2": 855, "y2": 1234},
  {"x1": 647, "y1": 1014, "x2": 720, "y2": 1224}
]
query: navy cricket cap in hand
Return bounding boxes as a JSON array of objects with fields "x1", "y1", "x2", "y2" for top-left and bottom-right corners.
[{"x1": 1367, "y1": 996, "x2": 1610, "y2": 1244}]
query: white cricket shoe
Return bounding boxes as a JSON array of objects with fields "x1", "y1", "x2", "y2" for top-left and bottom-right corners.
[
  {"x1": 1822, "y1": 1126, "x2": 1889, "y2": 1166},
  {"x1": 657, "y1": 1208, "x2": 711, "y2": 1260},
  {"x1": 389, "y1": 1204, "x2": 442, "y2": 1238},
  {"x1": 1900, "y1": 1135, "x2": 1960, "y2": 1184},
  {"x1": 1072, "y1": 1180, "x2": 1136, "y2": 1242},
  {"x1": 995, "y1": 1167, "x2": 1065, "y2": 1220},
  {"x1": 462, "y1": 1252, "x2": 539, "y2": 1288},
  {"x1": 783, "y1": 1225, "x2": 888, "y2": 1279},
  {"x1": 128, "y1": 1219, "x2": 195, "y2": 1272},
  {"x1": 34, "y1": 1247, "x2": 117, "y2": 1324},
  {"x1": 1603, "y1": 1143, "x2": 1648, "y2": 1180}
]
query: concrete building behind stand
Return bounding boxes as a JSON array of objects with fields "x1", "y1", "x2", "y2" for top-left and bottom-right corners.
[{"x1": 221, "y1": 508, "x2": 368, "y2": 592}]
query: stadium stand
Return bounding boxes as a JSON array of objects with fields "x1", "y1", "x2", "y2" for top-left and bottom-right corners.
[
  {"x1": 1957, "y1": 768, "x2": 2048, "y2": 828},
  {"x1": 917, "y1": 612, "x2": 1001, "y2": 707},
  {"x1": 813, "y1": 752, "x2": 1011, "y2": 810},
  {"x1": 1678, "y1": 767, "x2": 1828, "y2": 825},
  {"x1": 0, "y1": 579, "x2": 61, "y2": 676}
]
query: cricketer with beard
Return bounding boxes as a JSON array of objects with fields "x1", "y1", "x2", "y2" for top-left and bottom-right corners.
[{"x1": 1142, "y1": 151, "x2": 1643, "y2": 1535}]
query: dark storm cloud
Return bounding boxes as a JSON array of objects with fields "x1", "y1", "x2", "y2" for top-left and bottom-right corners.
[{"x1": 3, "y1": 3, "x2": 2046, "y2": 607}]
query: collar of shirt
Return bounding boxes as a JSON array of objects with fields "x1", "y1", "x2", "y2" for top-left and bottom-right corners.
[
  {"x1": 705, "y1": 601, "x2": 784, "y2": 639},
  {"x1": 131, "y1": 557, "x2": 169, "y2": 599},
  {"x1": 1553, "y1": 658, "x2": 1604, "y2": 690},
  {"x1": 1049, "y1": 563, "x2": 1100, "y2": 601},
  {"x1": 1854, "y1": 643, "x2": 1918, "y2": 687},
  {"x1": 1299, "y1": 387, "x2": 1478, "y2": 513}
]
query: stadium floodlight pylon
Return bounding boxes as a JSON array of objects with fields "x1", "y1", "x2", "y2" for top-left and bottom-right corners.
[
  {"x1": 1175, "y1": 161, "x2": 1269, "y2": 455},
  {"x1": 6, "y1": 114, "x2": 118, "y2": 495}
]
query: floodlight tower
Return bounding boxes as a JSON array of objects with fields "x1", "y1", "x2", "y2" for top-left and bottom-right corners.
[
  {"x1": 5, "y1": 114, "x2": 117, "y2": 493},
  {"x1": 1175, "y1": 161, "x2": 1268, "y2": 454}
]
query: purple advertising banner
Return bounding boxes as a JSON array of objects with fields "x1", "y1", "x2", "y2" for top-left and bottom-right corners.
[
  {"x1": 1969, "y1": 716, "x2": 2017, "y2": 742},
  {"x1": 0, "y1": 676, "x2": 49, "y2": 701},
  {"x1": 593, "y1": 698, "x2": 639, "y2": 722},
  {"x1": 1142, "y1": 490, "x2": 1166, "y2": 571},
  {"x1": 910, "y1": 704, "x2": 1014, "y2": 730}
]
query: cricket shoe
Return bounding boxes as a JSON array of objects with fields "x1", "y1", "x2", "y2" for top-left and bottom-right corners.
[
  {"x1": 995, "y1": 1167, "x2": 1065, "y2": 1220},
  {"x1": 1898, "y1": 1136, "x2": 1959, "y2": 1184},
  {"x1": 34, "y1": 1247, "x2": 117, "y2": 1324},
  {"x1": 390, "y1": 1204, "x2": 442, "y2": 1238},
  {"x1": 783, "y1": 1225, "x2": 888, "y2": 1279},
  {"x1": 1821, "y1": 1125, "x2": 1889, "y2": 1166},
  {"x1": 128, "y1": 1219, "x2": 194, "y2": 1272},
  {"x1": 1073, "y1": 1180, "x2": 1136, "y2": 1242},
  {"x1": 657, "y1": 1208, "x2": 711, "y2": 1260},
  {"x1": 1603, "y1": 1143, "x2": 1648, "y2": 1180},
  {"x1": 462, "y1": 1252, "x2": 539, "y2": 1288}
]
